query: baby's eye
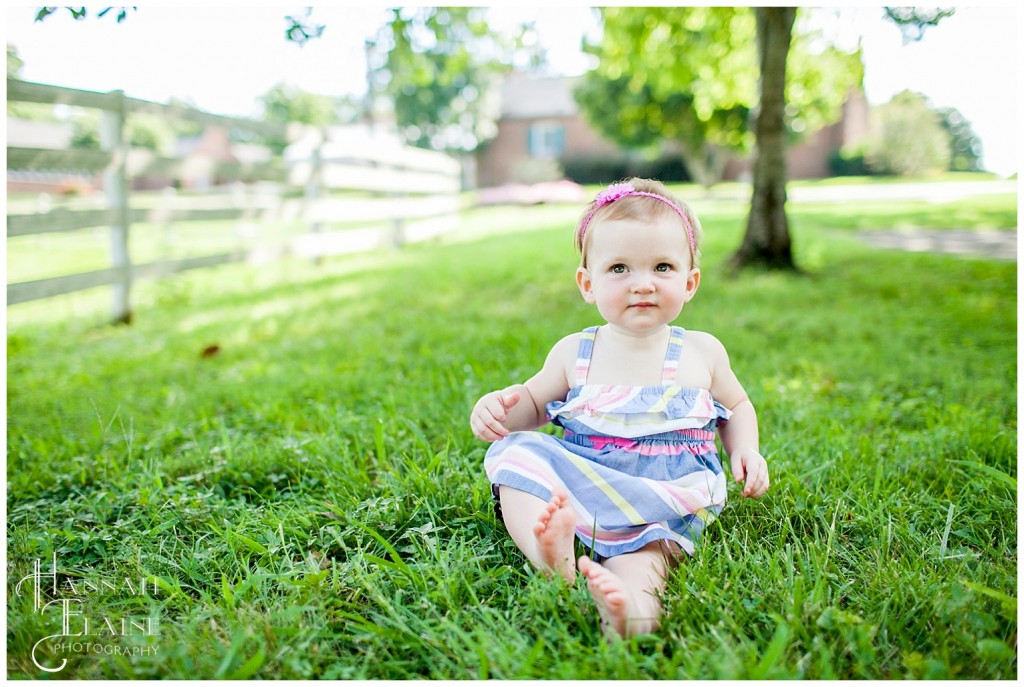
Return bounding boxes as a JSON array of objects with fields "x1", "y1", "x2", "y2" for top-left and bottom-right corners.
[
  {"x1": 610, "y1": 264, "x2": 628, "y2": 274},
  {"x1": 655, "y1": 263, "x2": 673, "y2": 272}
]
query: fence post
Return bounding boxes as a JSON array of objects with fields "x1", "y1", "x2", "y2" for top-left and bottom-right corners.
[
  {"x1": 100, "y1": 90, "x2": 132, "y2": 324},
  {"x1": 304, "y1": 126, "x2": 325, "y2": 266},
  {"x1": 390, "y1": 193, "x2": 406, "y2": 249}
]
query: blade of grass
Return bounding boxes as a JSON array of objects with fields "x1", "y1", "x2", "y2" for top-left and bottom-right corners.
[
  {"x1": 938, "y1": 502, "x2": 954, "y2": 559},
  {"x1": 749, "y1": 617, "x2": 792, "y2": 679},
  {"x1": 948, "y1": 459, "x2": 1016, "y2": 490}
]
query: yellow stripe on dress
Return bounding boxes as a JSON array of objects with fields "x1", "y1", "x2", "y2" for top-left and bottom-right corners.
[
  {"x1": 560, "y1": 449, "x2": 647, "y2": 525},
  {"x1": 649, "y1": 385, "x2": 682, "y2": 414}
]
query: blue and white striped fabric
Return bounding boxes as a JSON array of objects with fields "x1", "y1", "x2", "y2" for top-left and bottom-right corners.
[{"x1": 485, "y1": 326, "x2": 731, "y2": 557}]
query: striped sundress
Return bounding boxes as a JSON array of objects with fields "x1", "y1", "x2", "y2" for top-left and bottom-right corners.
[{"x1": 484, "y1": 325, "x2": 730, "y2": 558}]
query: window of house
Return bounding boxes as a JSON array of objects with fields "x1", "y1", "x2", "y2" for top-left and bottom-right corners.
[{"x1": 527, "y1": 121, "x2": 566, "y2": 159}]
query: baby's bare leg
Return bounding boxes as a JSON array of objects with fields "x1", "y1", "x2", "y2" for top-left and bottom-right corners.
[
  {"x1": 578, "y1": 541, "x2": 679, "y2": 638},
  {"x1": 498, "y1": 485, "x2": 577, "y2": 583}
]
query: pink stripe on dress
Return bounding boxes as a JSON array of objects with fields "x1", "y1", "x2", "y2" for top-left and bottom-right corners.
[
  {"x1": 486, "y1": 456, "x2": 558, "y2": 488},
  {"x1": 587, "y1": 435, "x2": 714, "y2": 456}
]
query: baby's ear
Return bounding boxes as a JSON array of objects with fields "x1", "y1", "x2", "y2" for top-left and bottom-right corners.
[
  {"x1": 576, "y1": 267, "x2": 596, "y2": 303},
  {"x1": 683, "y1": 267, "x2": 701, "y2": 302}
]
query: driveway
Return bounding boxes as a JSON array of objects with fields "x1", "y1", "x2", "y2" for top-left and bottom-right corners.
[
  {"x1": 865, "y1": 228, "x2": 1017, "y2": 261},
  {"x1": 787, "y1": 180, "x2": 1017, "y2": 261}
]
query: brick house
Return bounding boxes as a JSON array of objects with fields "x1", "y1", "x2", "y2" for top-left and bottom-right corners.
[
  {"x1": 475, "y1": 74, "x2": 620, "y2": 188},
  {"x1": 475, "y1": 73, "x2": 869, "y2": 188}
]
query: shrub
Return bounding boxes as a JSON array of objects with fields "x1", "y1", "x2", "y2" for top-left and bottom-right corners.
[
  {"x1": 828, "y1": 143, "x2": 871, "y2": 177},
  {"x1": 561, "y1": 152, "x2": 692, "y2": 185},
  {"x1": 865, "y1": 90, "x2": 951, "y2": 177}
]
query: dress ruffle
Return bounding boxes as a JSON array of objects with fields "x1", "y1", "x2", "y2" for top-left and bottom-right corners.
[
  {"x1": 485, "y1": 325, "x2": 731, "y2": 558},
  {"x1": 547, "y1": 384, "x2": 731, "y2": 439}
]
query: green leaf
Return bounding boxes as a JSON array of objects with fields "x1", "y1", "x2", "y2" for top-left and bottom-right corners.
[
  {"x1": 948, "y1": 459, "x2": 1016, "y2": 490},
  {"x1": 749, "y1": 617, "x2": 791, "y2": 679},
  {"x1": 962, "y1": 582, "x2": 1017, "y2": 617},
  {"x1": 227, "y1": 529, "x2": 268, "y2": 555},
  {"x1": 228, "y1": 646, "x2": 266, "y2": 680}
]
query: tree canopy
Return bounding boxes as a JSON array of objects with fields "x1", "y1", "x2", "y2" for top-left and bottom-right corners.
[
  {"x1": 260, "y1": 83, "x2": 339, "y2": 128},
  {"x1": 7, "y1": 43, "x2": 24, "y2": 78},
  {"x1": 575, "y1": 7, "x2": 864, "y2": 187},
  {"x1": 937, "y1": 105, "x2": 983, "y2": 172},
  {"x1": 364, "y1": 7, "x2": 539, "y2": 153},
  {"x1": 256, "y1": 83, "x2": 363, "y2": 152},
  {"x1": 883, "y1": 7, "x2": 957, "y2": 43}
]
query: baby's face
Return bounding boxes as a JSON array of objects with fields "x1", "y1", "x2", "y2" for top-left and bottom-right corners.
[{"x1": 576, "y1": 215, "x2": 699, "y2": 334}]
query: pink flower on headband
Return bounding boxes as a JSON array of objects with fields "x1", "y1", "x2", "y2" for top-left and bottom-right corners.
[{"x1": 594, "y1": 183, "x2": 635, "y2": 207}]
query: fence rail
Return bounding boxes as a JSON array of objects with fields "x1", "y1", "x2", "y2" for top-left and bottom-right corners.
[
  {"x1": 6, "y1": 78, "x2": 464, "y2": 322},
  {"x1": 7, "y1": 78, "x2": 286, "y2": 137}
]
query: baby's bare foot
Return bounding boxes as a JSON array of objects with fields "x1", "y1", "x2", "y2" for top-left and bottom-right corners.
[
  {"x1": 578, "y1": 556, "x2": 631, "y2": 638},
  {"x1": 532, "y1": 488, "x2": 577, "y2": 583},
  {"x1": 578, "y1": 556, "x2": 656, "y2": 638}
]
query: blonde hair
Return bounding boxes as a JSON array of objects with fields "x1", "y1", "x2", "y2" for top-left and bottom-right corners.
[{"x1": 574, "y1": 177, "x2": 703, "y2": 268}]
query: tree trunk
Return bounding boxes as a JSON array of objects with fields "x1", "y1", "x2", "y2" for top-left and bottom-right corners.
[{"x1": 731, "y1": 7, "x2": 797, "y2": 270}]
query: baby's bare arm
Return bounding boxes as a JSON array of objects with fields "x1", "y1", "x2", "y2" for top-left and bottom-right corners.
[
  {"x1": 696, "y1": 332, "x2": 769, "y2": 498},
  {"x1": 719, "y1": 397, "x2": 759, "y2": 457}
]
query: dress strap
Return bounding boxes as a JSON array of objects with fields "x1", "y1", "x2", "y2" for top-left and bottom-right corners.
[
  {"x1": 574, "y1": 326, "x2": 599, "y2": 386},
  {"x1": 662, "y1": 326, "x2": 686, "y2": 385}
]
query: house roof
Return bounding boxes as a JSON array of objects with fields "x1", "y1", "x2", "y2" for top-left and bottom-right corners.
[{"x1": 500, "y1": 75, "x2": 580, "y2": 119}]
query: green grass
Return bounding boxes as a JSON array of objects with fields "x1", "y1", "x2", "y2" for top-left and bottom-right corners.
[{"x1": 6, "y1": 188, "x2": 1017, "y2": 679}]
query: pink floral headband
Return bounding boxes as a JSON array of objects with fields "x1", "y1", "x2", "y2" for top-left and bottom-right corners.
[{"x1": 578, "y1": 182, "x2": 696, "y2": 256}]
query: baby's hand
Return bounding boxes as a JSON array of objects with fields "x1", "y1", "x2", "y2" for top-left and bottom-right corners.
[
  {"x1": 730, "y1": 447, "x2": 769, "y2": 498},
  {"x1": 470, "y1": 389, "x2": 522, "y2": 442}
]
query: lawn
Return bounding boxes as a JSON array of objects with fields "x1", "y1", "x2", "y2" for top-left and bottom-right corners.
[{"x1": 5, "y1": 187, "x2": 1017, "y2": 679}]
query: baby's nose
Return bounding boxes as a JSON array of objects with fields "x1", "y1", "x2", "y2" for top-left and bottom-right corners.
[{"x1": 631, "y1": 273, "x2": 655, "y2": 292}]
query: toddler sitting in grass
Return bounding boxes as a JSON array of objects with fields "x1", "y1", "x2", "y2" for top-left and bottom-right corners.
[{"x1": 470, "y1": 178, "x2": 769, "y2": 638}]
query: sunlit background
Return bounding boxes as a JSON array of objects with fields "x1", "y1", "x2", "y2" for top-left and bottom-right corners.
[{"x1": 6, "y1": 5, "x2": 1019, "y2": 176}]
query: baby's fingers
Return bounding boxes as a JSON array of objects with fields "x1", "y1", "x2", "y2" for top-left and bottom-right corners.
[
  {"x1": 471, "y1": 408, "x2": 509, "y2": 442},
  {"x1": 471, "y1": 419, "x2": 504, "y2": 442},
  {"x1": 483, "y1": 394, "x2": 512, "y2": 422},
  {"x1": 742, "y1": 459, "x2": 769, "y2": 498},
  {"x1": 730, "y1": 457, "x2": 745, "y2": 484},
  {"x1": 484, "y1": 416, "x2": 510, "y2": 440}
]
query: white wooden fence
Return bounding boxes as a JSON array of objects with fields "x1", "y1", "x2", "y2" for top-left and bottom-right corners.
[{"x1": 6, "y1": 78, "x2": 464, "y2": 323}]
